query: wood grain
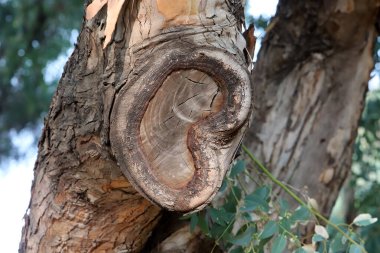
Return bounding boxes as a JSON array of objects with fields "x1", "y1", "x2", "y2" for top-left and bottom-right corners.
[
  {"x1": 141, "y1": 70, "x2": 223, "y2": 189},
  {"x1": 110, "y1": 44, "x2": 252, "y2": 212}
]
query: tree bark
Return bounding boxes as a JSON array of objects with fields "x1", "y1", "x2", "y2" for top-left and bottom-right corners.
[
  {"x1": 245, "y1": 0, "x2": 379, "y2": 216},
  {"x1": 20, "y1": 0, "x2": 380, "y2": 252},
  {"x1": 20, "y1": 0, "x2": 250, "y2": 252}
]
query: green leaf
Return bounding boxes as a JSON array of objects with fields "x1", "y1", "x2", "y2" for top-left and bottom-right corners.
[
  {"x1": 210, "y1": 223, "x2": 228, "y2": 238},
  {"x1": 312, "y1": 234, "x2": 325, "y2": 243},
  {"x1": 260, "y1": 221, "x2": 279, "y2": 239},
  {"x1": 190, "y1": 213, "x2": 198, "y2": 232},
  {"x1": 230, "y1": 160, "x2": 246, "y2": 178},
  {"x1": 232, "y1": 186, "x2": 243, "y2": 200},
  {"x1": 279, "y1": 198, "x2": 290, "y2": 216},
  {"x1": 352, "y1": 213, "x2": 378, "y2": 227},
  {"x1": 289, "y1": 206, "x2": 311, "y2": 223},
  {"x1": 252, "y1": 186, "x2": 271, "y2": 200},
  {"x1": 229, "y1": 246, "x2": 245, "y2": 253},
  {"x1": 271, "y1": 234, "x2": 287, "y2": 253},
  {"x1": 341, "y1": 235, "x2": 348, "y2": 245},
  {"x1": 208, "y1": 207, "x2": 234, "y2": 226},
  {"x1": 198, "y1": 214, "x2": 210, "y2": 235},
  {"x1": 240, "y1": 199, "x2": 263, "y2": 212},
  {"x1": 349, "y1": 244, "x2": 363, "y2": 253},
  {"x1": 209, "y1": 207, "x2": 223, "y2": 225},
  {"x1": 242, "y1": 212, "x2": 260, "y2": 222},
  {"x1": 228, "y1": 226, "x2": 255, "y2": 247},
  {"x1": 330, "y1": 234, "x2": 346, "y2": 252},
  {"x1": 223, "y1": 186, "x2": 242, "y2": 212},
  {"x1": 294, "y1": 248, "x2": 308, "y2": 253},
  {"x1": 279, "y1": 218, "x2": 291, "y2": 232},
  {"x1": 258, "y1": 236, "x2": 274, "y2": 252},
  {"x1": 241, "y1": 186, "x2": 271, "y2": 212},
  {"x1": 219, "y1": 178, "x2": 228, "y2": 192}
]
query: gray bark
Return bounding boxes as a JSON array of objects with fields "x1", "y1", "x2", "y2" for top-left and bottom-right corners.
[{"x1": 245, "y1": 0, "x2": 379, "y2": 216}]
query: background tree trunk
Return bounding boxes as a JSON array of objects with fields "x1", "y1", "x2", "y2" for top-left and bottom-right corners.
[{"x1": 245, "y1": 0, "x2": 379, "y2": 216}]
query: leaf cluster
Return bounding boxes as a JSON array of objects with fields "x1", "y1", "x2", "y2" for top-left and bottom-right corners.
[
  {"x1": 350, "y1": 89, "x2": 380, "y2": 252},
  {"x1": 184, "y1": 157, "x2": 376, "y2": 253}
]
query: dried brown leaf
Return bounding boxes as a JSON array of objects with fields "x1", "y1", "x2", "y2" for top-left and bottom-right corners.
[
  {"x1": 86, "y1": 0, "x2": 108, "y2": 20},
  {"x1": 103, "y1": 0, "x2": 126, "y2": 48}
]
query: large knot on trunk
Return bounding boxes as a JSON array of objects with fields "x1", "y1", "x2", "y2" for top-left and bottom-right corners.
[{"x1": 110, "y1": 43, "x2": 252, "y2": 212}]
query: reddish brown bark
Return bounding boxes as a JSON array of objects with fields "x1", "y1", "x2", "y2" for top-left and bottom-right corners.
[{"x1": 20, "y1": 0, "x2": 249, "y2": 252}]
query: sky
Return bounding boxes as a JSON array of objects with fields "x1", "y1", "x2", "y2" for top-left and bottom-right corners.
[
  {"x1": 0, "y1": 0, "x2": 379, "y2": 252},
  {"x1": 0, "y1": 131, "x2": 35, "y2": 252}
]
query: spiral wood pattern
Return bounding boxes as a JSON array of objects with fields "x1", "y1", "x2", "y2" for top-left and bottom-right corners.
[{"x1": 110, "y1": 44, "x2": 252, "y2": 211}]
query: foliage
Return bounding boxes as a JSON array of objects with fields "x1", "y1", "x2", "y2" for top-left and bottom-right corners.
[
  {"x1": 373, "y1": 38, "x2": 380, "y2": 74},
  {"x1": 185, "y1": 148, "x2": 377, "y2": 253},
  {"x1": 351, "y1": 89, "x2": 380, "y2": 252},
  {"x1": 0, "y1": 0, "x2": 82, "y2": 159},
  {"x1": 0, "y1": 0, "x2": 377, "y2": 251}
]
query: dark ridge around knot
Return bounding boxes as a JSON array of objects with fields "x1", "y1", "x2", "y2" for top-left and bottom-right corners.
[{"x1": 110, "y1": 43, "x2": 253, "y2": 212}]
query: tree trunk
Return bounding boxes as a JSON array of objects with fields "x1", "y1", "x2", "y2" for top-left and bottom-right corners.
[
  {"x1": 20, "y1": 0, "x2": 250, "y2": 252},
  {"x1": 245, "y1": 0, "x2": 379, "y2": 216},
  {"x1": 20, "y1": 0, "x2": 380, "y2": 252}
]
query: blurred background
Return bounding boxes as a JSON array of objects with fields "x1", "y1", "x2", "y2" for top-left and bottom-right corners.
[{"x1": 0, "y1": 0, "x2": 379, "y2": 252}]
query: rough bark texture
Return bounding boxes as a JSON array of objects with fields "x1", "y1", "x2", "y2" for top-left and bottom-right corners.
[
  {"x1": 20, "y1": 0, "x2": 380, "y2": 252},
  {"x1": 245, "y1": 0, "x2": 379, "y2": 216},
  {"x1": 20, "y1": 0, "x2": 249, "y2": 252}
]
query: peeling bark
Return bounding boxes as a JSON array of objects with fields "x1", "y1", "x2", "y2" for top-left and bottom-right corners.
[
  {"x1": 20, "y1": 0, "x2": 249, "y2": 252},
  {"x1": 245, "y1": 0, "x2": 379, "y2": 216},
  {"x1": 20, "y1": 0, "x2": 379, "y2": 251}
]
